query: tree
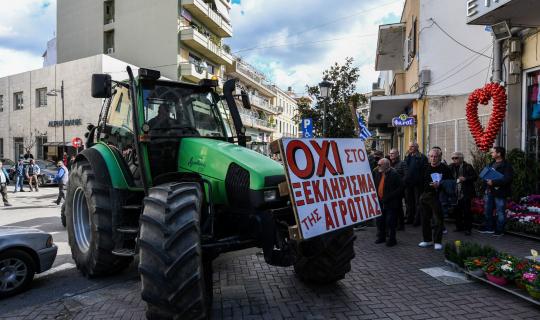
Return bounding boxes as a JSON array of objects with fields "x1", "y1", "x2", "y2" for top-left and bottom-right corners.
[{"x1": 297, "y1": 57, "x2": 367, "y2": 138}]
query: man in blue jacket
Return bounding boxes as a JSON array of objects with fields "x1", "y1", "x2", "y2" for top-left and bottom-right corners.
[
  {"x1": 0, "y1": 160, "x2": 12, "y2": 206},
  {"x1": 479, "y1": 147, "x2": 514, "y2": 236},
  {"x1": 53, "y1": 161, "x2": 69, "y2": 205},
  {"x1": 13, "y1": 158, "x2": 26, "y2": 193}
]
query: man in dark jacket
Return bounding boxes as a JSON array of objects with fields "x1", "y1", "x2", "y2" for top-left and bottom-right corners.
[
  {"x1": 449, "y1": 152, "x2": 477, "y2": 235},
  {"x1": 373, "y1": 158, "x2": 403, "y2": 247},
  {"x1": 404, "y1": 142, "x2": 428, "y2": 226},
  {"x1": 389, "y1": 148, "x2": 407, "y2": 230},
  {"x1": 418, "y1": 148, "x2": 452, "y2": 250},
  {"x1": 480, "y1": 146, "x2": 514, "y2": 236}
]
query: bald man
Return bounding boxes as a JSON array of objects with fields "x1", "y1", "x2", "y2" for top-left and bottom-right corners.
[{"x1": 373, "y1": 158, "x2": 403, "y2": 247}]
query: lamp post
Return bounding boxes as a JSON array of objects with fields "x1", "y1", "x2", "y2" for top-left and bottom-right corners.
[
  {"x1": 47, "y1": 81, "x2": 66, "y2": 156},
  {"x1": 319, "y1": 80, "x2": 332, "y2": 137}
]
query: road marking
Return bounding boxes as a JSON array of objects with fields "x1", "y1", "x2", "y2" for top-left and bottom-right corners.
[{"x1": 36, "y1": 262, "x2": 76, "y2": 278}]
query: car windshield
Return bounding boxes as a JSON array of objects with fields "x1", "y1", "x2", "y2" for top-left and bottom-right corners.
[
  {"x1": 142, "y1": 81, "x2": 228, "y2": 138},
  {"x1": 34, "y1": 160, "x2": 56, "y2": 169}
]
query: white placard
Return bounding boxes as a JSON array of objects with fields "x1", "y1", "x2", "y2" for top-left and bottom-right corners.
[{"x1": 281, "y1": 138, "x2": 382, "y2": 239}]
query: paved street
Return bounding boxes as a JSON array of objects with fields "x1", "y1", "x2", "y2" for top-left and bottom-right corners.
[{"x1": 1, "y1": 191, "x2": 540, "y2": 319}]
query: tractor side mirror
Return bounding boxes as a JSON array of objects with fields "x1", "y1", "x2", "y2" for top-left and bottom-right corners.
[
  {"x1": 91, "y1": 74, "x2": 112, "y2": 98},
  {"x1": 240, "y1": 90, "x2": 251, "y2": 109}
]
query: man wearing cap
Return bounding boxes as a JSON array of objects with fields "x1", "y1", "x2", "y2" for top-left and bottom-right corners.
[
  {"x1": 0, "y1": 160, "x2": 12, "y2": 206},
  {"x1": 449, "y1": 152, "x2": 477, "y2": 235}
]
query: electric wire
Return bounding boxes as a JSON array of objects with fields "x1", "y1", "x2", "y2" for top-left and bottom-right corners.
[
  {"x1": 430, "y1": 18, "x2": 492, "y2": 59},
  {"x1": 429, "y1": 66, "x2": 490, "y2": 94}
]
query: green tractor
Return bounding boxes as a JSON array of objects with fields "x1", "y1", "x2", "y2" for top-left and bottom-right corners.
[{"x1": 65, "y1": 67, "x2": 356, "y2": 319}]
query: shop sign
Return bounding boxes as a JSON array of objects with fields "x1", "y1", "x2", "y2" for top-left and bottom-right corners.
[
  {"x1": 279, "y1": 138, "x2": 381, "y2": 240},
  {"x1": 392, "y1": 114, "x2": 415, "y2": 127},
  {"x1": 466, "y1": 0, "x2": 511, "y2": 20},
  {"x1": 48, "y1": 119, "x2": 82, "y2": 127}
]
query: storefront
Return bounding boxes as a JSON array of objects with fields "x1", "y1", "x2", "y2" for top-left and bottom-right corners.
[{"x1": 522, "y1": 67, "x2": 540, "y2": 160}]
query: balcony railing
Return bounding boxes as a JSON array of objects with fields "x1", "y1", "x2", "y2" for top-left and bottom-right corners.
[
  {"x1": 179, "y1": 27, "x2": 233, "y2": 66},
  {"x1": 249, "y1": 94, "x2": 280, "y2": 114},
  {"x1": 178, "y1": 62, "x2": 211, "y2": 83},
  {"x1": 238, "y1": 108, "x2": 275, "y2": 131}
]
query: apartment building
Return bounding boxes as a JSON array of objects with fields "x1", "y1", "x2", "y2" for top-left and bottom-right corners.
[
  {"x1": 57, "y1": 0, "x2": 233, "y2": 83},
  {"x1": 274, "y1": 86, "x2": 300, "y2": 140}
]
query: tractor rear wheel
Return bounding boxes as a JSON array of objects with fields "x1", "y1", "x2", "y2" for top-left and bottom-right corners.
[
  {"x1": 293, "y1": 228, "x2": 356, "y2": 284},
  {"x1": 139, "y1": 182, "x2": 211, "y2": 320},
  {"x1": 65, "y1": 160, "x2": 132, "y2": 277}
]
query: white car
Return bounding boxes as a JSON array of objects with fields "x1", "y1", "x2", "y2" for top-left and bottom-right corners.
[{"x1": 0, "y1": 226, "x2": 58, "y2": 298}]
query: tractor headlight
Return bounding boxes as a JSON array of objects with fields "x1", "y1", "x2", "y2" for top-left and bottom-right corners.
[{"x1": 263, "y1": 189, "x2": 278, "y2": 202}]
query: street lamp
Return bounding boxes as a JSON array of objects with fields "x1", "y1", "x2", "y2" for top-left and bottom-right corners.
[
  {"x1": 47, "y1": 81, "x2": 66, "y2": 156},
  {"x1": 319, "y1": 80, "x2": 332, "y2": 137}
]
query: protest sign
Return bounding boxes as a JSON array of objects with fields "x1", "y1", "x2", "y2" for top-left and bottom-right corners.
[{"x1": 279, "y1": 138, "x2": 382, "y2": 239}]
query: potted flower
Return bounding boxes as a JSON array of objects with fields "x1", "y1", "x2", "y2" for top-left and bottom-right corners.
[
  {"x1": 464, "y1": 257, "x2": 487, "y2": 277},
  {"x1": 514, "y1": 260, "x2": 531, "y2": 290},
  {"x1": 522, "y1": 268, "x2": 540, "y2": 300},
  {"x1": 483, "y1": 257, "x2": 515, "y2": 286}
]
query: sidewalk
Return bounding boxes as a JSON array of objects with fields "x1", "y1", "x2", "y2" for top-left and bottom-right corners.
[
  {"x1": 1, "y1": 187, "x2": 59, "y2": 210},
  {"x1": 2, "y1": 223, "x2": 539, "y2": 320}
]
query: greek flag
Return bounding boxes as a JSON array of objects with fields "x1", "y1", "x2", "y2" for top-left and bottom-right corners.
[{"x1": 357, "y1": 114, "x2": 372, "y2": 141}]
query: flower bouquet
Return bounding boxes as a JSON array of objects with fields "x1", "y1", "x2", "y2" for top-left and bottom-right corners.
[
  {"x1": 464, "y1": 257, "x2": 487, "y2": 277},
  {"x1": 522, "y1": 267, "x2": 540, "y2": 300},
  {"x1": 482, "y1": 257, "x2": 515, "y2": 286}
]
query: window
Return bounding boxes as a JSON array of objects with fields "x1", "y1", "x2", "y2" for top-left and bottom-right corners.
[
  {"x1": 405, "y1": 17, "x2": 417, "y2": 69},
  {"x1": 13, "y1": 137, "x2": 24, "y2": 159},
  {"x1": 36, "y1": 136, "x2": 47, "y2": 159},
  {"x1": 0, "y1": 138, "x2": 3, "y2": 158},
  {"x1": 0, "y1": 95, "x2": 3, "y2": 112},
  {"x1": 14, "y1": 92, "x2": 23, "y2": 110},
  {"x1": 36, "y1": 87, "x2": 47, "y2": 107}
]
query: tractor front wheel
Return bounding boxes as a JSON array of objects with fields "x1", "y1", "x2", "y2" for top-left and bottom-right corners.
[
  {"x1": 139, "y1": 182, "x2": 211, "y2": 320},
  {"x1": 293, "y1": 228, "x2": 356, "y2": 284},
  {"x1": 65, "y1": 160, "x2": 132, "y2": 277}
]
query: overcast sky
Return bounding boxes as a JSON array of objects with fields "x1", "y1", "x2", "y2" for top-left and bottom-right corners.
[{"x1": 0, "y1": 0, "x2": 404, "y2": 94}]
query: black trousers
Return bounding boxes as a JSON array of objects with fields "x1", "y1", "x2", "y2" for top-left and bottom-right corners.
[
  {"x1": 420, "y1": 192, "x2": 444, "y2": 244},
  {"x1": 56, "y1": 183, "x2": 65, "y2": 204},
  {"x1": 454, "y1": 197, "x2": 472, "y2": 231},
  {"x1": 405, "y1": 185, "x2": 423, "y2": 224},
  {"x1": 376, "y1": 206, "x2": 397, "y2": 242}
]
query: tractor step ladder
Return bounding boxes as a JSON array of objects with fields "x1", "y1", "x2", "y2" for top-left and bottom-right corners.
[
  {"x1": 122, "y1": 204, "x2": 142, "y2": 212},
  {"x1": 111, "y1": 248, "x2": 136, "y2": 257},
  {"x1": 116, "y1": 226, "x2": 139, "y2": 234}
]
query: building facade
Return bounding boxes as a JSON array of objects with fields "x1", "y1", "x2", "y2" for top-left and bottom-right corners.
[
  {"x1": 57, "y1": 0, "x2": 233, "y2": 84},
  {"x1": 274, "y1": 86, "x2": 300, "y2": 140},
  {"x1": 0, "y1": 55, "x2": 138, "y2": 161},
  {"x1": 370, "y1": 0, "x2": 492, "y2": 161}
]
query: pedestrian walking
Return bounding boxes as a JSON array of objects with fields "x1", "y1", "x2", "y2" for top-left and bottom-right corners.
[
  {"x1": 418, "y1": 148, "x2": 451, "y2": 250},
  {"x1": 0, "y1": 160, "x2": 12, "y2": 206},
  {"x1": 388, "y1": 148, "x2": 407, "y2": 230},
  {"x1": 449, "y1": 152, "x2": 477, "y2": 235},
  {"x1": 53, "y1": 161, "x2": 69, "y2": 205},
  {"x1": 26, "y1": 159, "x2": 41, "y2": 192},
  {"x1": 373, "y1": 158, "x2": 403, "y2": 247},
  {"x1": 479, "y1": 147, "x2": 514, "y2": 236},
  {"x1": 404, "y1": 142, "x2": 428, "y2": 226},
  {"x1": 13, "y1": 158, "x2": 26, "y2": 193}
]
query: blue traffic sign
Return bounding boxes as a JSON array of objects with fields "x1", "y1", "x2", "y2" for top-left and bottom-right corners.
[{"x1": 301, "y1": 118, "x2": 313, "y2": 138}]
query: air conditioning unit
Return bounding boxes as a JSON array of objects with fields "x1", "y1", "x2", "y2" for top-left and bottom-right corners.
[
  {"x1": 491, "y1": 21, "x2": 512, "y2": 41},
  {"x1": 419, "y1": 69, "x2": 431, "y2": 86},
  {"x1": 106, "y1": 47, "x2": 115, "y2": 54}
]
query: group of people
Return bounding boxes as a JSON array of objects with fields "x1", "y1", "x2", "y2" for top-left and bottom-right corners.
[
  {"x1": 371, "y1": 142, "x2": 514, "y2": 249},
  {"x1": 0, "y1": 151, "x2": 71, "y2": 207}
]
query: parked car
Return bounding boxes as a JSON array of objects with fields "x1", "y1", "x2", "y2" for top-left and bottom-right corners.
[
  {"x1": 34, "y1": 160, "x2": 58, "y2": 186},
  {"x1": 0, "y1": 158, "x2": 15, "y2": 174},
  {"x1": 0, "y1": 226, "x2": 58, "y2": 298}
]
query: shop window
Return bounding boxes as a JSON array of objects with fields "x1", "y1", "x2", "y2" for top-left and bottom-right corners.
[
  {"x1": 14, "y1": 92, "x2": 23, "y2": 110},
  {"x1": 36, "y1": 87, "x2": 47, "y2": 108},
  {"x1": 525, "y1": 69, "x2": 540, "y2": 159}
]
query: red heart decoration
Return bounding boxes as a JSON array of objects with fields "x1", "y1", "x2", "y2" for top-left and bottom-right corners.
[{"x1": 466, "y1": 83, "x2": 507, "y2": 152}]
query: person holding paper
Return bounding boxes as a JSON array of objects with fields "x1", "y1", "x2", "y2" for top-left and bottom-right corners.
[
  {"x1": 373, "y1": 158, "x2": 403, "y2": 247},
  {"x1": 479, "y1": 147, "x2": 514, "y2": 236},
  {"x1": 418, "y1": 148, "x2": 451, "y2": 250},
  {"x1": 449, "y1": 152, "x2": 477, "y2": 235}
]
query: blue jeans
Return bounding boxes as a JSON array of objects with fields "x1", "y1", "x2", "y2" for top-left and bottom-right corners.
[
  {"x1": 483, "y1": 194, "x2": 506, "y2": 233},
  {"x1": 15, "y1": 176, "x2": 24, "y2": 192}
]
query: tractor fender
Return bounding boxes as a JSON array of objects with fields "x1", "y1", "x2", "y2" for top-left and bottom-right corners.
[{"x1": 74, "y1": 143, "x2": 130, "y2": 189}]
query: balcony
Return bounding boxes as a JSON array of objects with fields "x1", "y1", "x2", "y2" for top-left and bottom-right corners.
[
  {"x1": 180, "y1": 27, "x2": 233, "y2": 66},
  {"x1": 227, "y1": 60, "x2": 276, "y2": 97},
  {"x1": 238, "y1": 109, "x2": 275, "y2": 132},
  {"x1": 182, "y1": 0, "x2": 233, "y2": 37},
  {"x1": 179, "y1": 62, "x2": 213, "y2": 83},
  {"x1": 248, "y1": 94, "x2": 281, "y2": 115}
]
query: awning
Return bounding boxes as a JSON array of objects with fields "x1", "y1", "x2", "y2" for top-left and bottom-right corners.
[
  {"x1": 375, "y1": 23, "x2": 405, "y2": 71},
  {"x1": 43, "y1": 142, "x2": 74, "y2": 147},
  {"x1": 368, "y1": 93, "x2": 419, "y2": 125},
  {"x1": 467, "y1": 0, "x2": 540, "y2": 26}
]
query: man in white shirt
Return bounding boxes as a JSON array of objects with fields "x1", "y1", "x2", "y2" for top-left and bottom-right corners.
[{"x1": 0, "y1": 160, "x2": 13, "y2": 206}]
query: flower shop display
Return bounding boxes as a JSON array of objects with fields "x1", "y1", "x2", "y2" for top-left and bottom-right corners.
[
  {"x1": 464, "y1": 257, "x2": 487, "y2": 277},
  {"x1": 522, "y1": 267, "x2": 540, "y2": 300},
  {"x1": 444, "y1": 240, "x2": 497, "y2": 268},
  {"x1": 506, "y1": 195, "x2": 540, "y2": 237},
  {"x1": 482, "y1": 256, "x2": 515, "y2": 286}
]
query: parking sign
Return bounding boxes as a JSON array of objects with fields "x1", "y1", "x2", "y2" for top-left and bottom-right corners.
[{"x1": 302, "y1": 118, "x2": 313, "y2": 138}]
